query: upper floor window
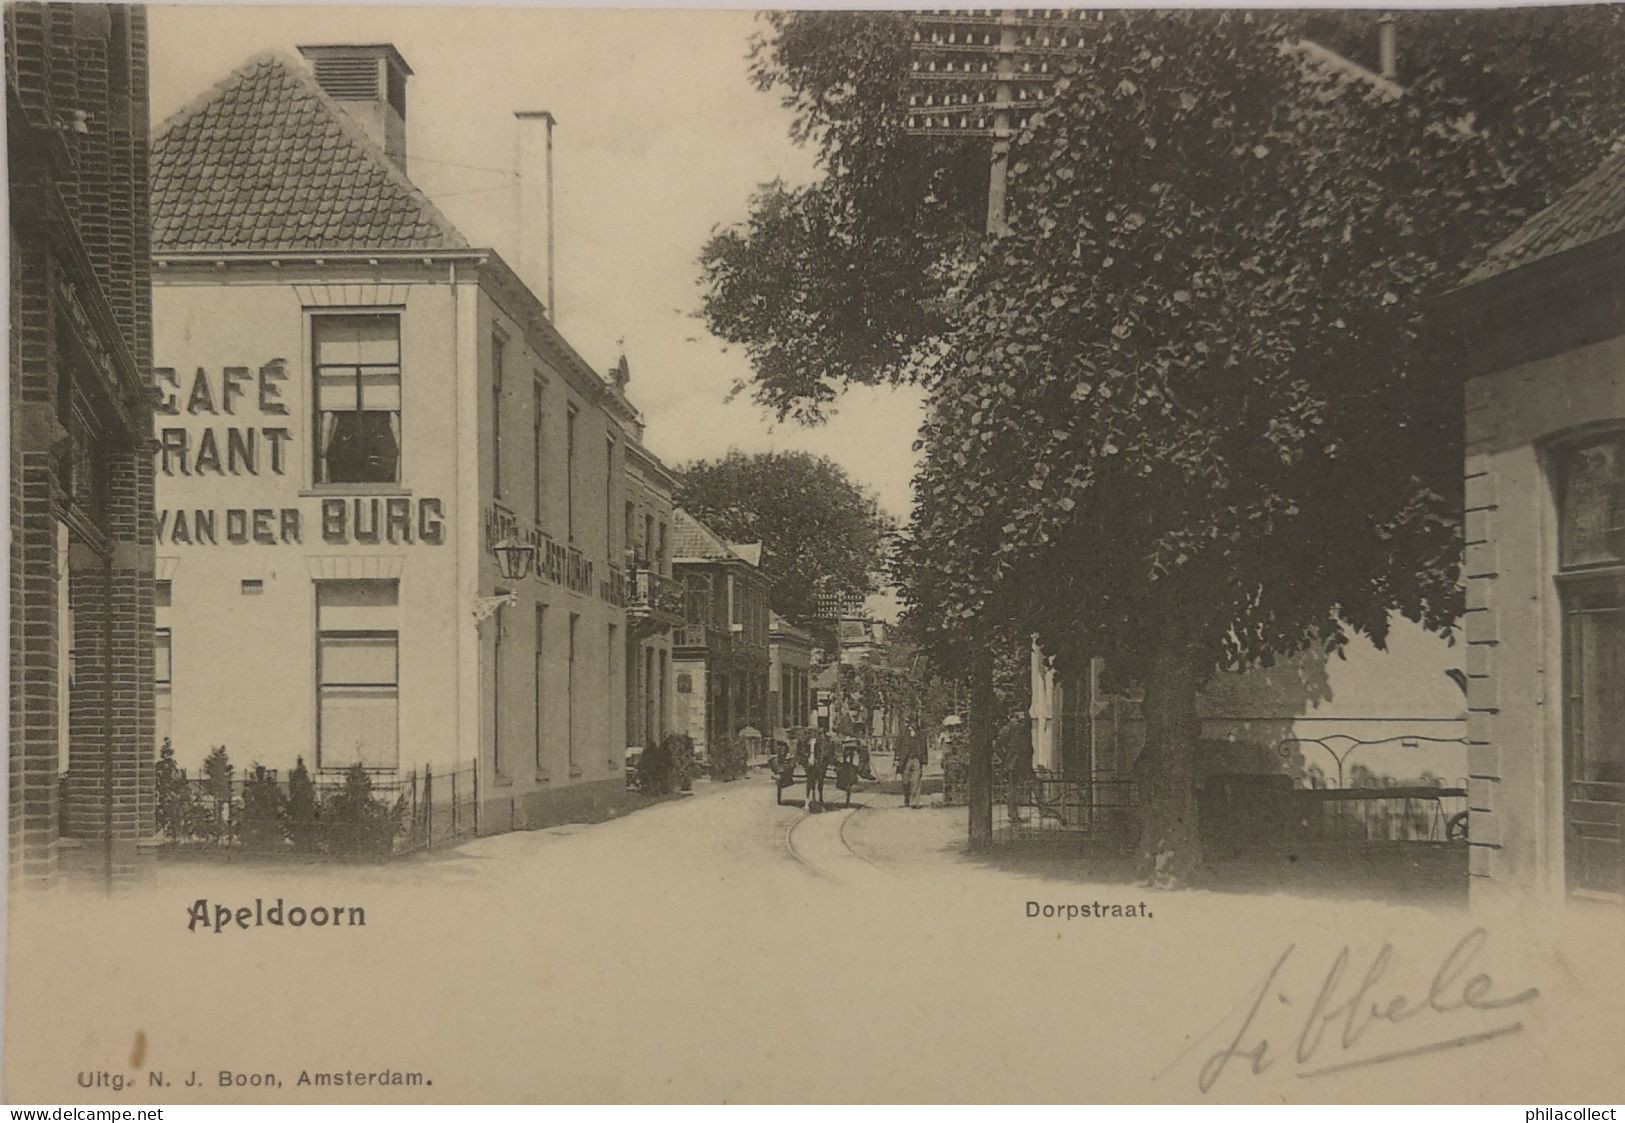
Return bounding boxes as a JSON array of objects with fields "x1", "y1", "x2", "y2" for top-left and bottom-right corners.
[
  {"x1": 684, "y1": 574, "x2": 711, "y2": 626},
  {"x1": 1558, "y1": 433, "x2": 1625, "y2": 569},
  {"x1": 532, "y1": 378, "x2": 545, "y2": 525},
  {"x1": 492, "y1": 332, "x2": 507, "y2": 500},
  {"x1": 565, "y1": 404, "x2": 579, "y2": 543},
  {"x1": 605, "y1": 438, "x2": 617, "y2": 561},
  {"x1": 314, "y1": 313, "x2": 401, "y2": 485}
]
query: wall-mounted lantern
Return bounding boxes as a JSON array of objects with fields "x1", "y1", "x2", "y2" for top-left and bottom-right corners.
[{"x1": 493, "y1": 537, "x2": 536, "y2": 582}]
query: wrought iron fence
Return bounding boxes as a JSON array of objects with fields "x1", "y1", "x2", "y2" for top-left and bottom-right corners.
[
  {"x1": 1288, "y1": 785, "x2": 1468, "y2": 845},
  {"x1": 946, "y1": 760, "x2": 1468, "y2": 853},
  {"x1": 156, "y1": 763, "x2": 478, "y2": 859},
  {"x1": 993, "y1": 773, "x2": 1140, "y2": 843}
]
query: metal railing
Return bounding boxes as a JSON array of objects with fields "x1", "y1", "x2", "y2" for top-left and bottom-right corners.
[
  {"x1": 993, "y1": 773, "x2": 1139, "y2": 842},
  {"x1": 628, "y1": 569, "x2": 685, "y2": 619},
  {"x1": 1289, "y1": 786, "x2": 1468, "y2": 845},
  {"x1": 155, "y1": 763, "x2": 478, "y2": 858}
]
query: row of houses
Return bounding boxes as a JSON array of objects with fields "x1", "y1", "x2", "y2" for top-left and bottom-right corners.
[{"x1": 8, "y1": 27, "x2": 821, "y2": 885}]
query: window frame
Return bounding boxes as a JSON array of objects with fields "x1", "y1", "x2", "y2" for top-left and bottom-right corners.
[
  {"x1": 155, "y1": 627, "x2": 173, "y2": 687},
  {"x1": 532, "y1": 376, "x2": 546, "y2": 526},
  {"x1": 310, "y1": 309, "x2": 404, "y2": 488},
  {"x1": 492, "y1": 330, "x2": 507, "y2": 501},
  {"x1": 565, "y1": 403, "x2": 579, "y2": 545},
  {"x1": 1552, "y1": 428, "x2": 1625, "y2": 896},
  {"x1": 314, "y1": 579, "x2": 401, "y2": 772}
]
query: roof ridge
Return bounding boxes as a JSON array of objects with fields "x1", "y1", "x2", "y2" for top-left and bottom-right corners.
[
  {"x1": 151, "y1": 49, "x2": 292, "y2": 145},
  {"x1": 265, "y1": 53, "x2": 470, "y2": 250}
]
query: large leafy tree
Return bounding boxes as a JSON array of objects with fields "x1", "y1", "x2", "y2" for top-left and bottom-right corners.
[
  {"x1": 900, "y1": 10, "x2": 1622, "y2": 884},
  {"x1": 700, "y1": 12, "x2": 986, "y2": 424},
  {"x1": 704, "y1": 8, "x2": 1625, "y2": 883},
  {"x1": 674, "y1": 450, "x2": 895, "y2": 628}
]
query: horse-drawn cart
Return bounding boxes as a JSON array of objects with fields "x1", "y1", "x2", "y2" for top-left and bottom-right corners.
[{"x1": 771, "y1": 739, "x2": 860, "y2": 808}]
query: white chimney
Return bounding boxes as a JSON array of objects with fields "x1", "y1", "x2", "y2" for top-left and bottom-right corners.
[
  {"x1": 298, "y1": 44, "x2": 412, "y2": 175},
  {"x1": 514, "y1": 110, "x2": 557, "y2": 321},
  {"x1": 1377, "y1": 15, "x2": 1398, "y2": 81}
]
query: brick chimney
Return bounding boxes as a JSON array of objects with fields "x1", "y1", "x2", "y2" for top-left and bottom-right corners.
[
  {"x1": 1377, "y1": 15, "x2": 1398, "y2": 81},
  {"x1": 297, "y1": 44, "x2": 412, "y2": 174}
]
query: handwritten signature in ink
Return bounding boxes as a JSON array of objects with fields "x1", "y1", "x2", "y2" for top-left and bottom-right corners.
[{"x1": 1194, "y1": 927, "x2": 1538, "y2": 1093}]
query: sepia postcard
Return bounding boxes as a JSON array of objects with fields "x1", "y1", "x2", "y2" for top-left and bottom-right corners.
[{"x1": 5, "y1": 1, "x2": 1624, "y2": 1106}]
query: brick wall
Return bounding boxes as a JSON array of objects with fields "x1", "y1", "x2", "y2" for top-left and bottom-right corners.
[{"x1": 7, "y1": 4, "x2": 155, "y2": 889}]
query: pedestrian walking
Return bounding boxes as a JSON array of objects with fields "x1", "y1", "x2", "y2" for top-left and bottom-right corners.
[{"x1": 896, "y1": 719, "x2": 926, "y2": 808}]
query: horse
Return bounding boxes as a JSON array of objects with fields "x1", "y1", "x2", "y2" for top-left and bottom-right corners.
[{"x1": 805, "y1": 733, "x2": 836, "y2": 810}]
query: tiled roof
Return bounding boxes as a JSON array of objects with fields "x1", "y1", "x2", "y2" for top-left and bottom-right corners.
[
  {"x1": 150, "y1": 52, "x2": 468, "y2": 254},
  {"x1": 1463, "y1": 146, "x2": 1625, "y2": 286},
  {"x1": 672, "y1": 509, "x2": 759, "y2": 566}
]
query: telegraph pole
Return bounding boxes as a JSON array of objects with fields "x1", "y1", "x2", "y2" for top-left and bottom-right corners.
[{"x1": 905, "y1": 9, "x2": 1095, "y2": 849}]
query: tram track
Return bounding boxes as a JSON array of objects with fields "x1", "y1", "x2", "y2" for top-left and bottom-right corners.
[{"x1": 782, "y1": 800, "x2": 896, "y2": 885}]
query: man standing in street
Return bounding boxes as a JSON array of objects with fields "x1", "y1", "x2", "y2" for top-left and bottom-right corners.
[{"x1": 896, "y1": 718, "x2": 926, "y2": 808}]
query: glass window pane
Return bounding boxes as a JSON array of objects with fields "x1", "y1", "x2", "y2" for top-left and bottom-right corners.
[
  {"x1": 323, "y1": 412, "x2": 398, "y2": 484},
  {"x1": 155, "y1": 630, "x2": 172, "y2": 684},
  {"x1": 360, "y1": 370, "x2": 401, "y2": 411},
  {"x1": 316, "y1": 369, "x2": 358, "y2": 412},
  {"x1": 313, "y1": 314, "x2": 400, "y2": 367},
  {"x1": 1560, "y1": 436, "x2": 1625, "y2": 568},
  {"x1": 319, "y1": 687, "x2": 399, "y2": 769},
  {"x1": 1572, "y1": 604, "x2": 1625, "y2": 784},
  {"x1": 319, "y1": 633, "x2": 398, "y2": 686}
]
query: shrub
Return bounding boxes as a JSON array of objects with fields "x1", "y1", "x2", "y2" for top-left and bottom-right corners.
[
  {"x1": 240, "y1": 764, "x2": 287, "y2": 852},
  {"x1": 708, "y1": 735, "x2": 748, "y2": 782},
  {"x1": 666, "y1": 733, "x2": 695, "y2": 792},
  {"x1": 155, "y1": 739, "x2": 200, "y2": 842},
  {"x1": 286, "y1": 757, "x2": 319, "y2": 853},
  {"x1": 199, "y1": 745, "x2": 236, "y2": 844},
  {"x1": 322, "y1": 763, "x2": 401, "y2": 859},
  {"x1": 636, "y1": 739, "x2": 673, "y2": 796}
]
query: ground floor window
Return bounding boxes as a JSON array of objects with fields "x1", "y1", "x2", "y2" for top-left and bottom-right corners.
[
  {"x1": 316, "y1": 579, "x2": 399, "y2": 770},
  {"x1": 567, "y1": 613, "x2": 579, "y2": 770},
  {"x1": 493, "y1": 588, "x2": 509, "y2": 779},
  {"x1": 1556, "y1": 431, "x2": 1625, "y2": 895},
  {"x1": 607, "y1": 622, "x2": 618, "y2": 764},
  {"x1": 535, "y1": 605, "x2": 546, "y2": 772},
  {"x1": 155, "y1": 627, "x2": 173, "y2": 746},
  {"x1": 1562, "y1": 573, "x2": 1625, "y2": 895},
  {"x1": 658, "y1": 651, "x2": 669, "y2": 740}
]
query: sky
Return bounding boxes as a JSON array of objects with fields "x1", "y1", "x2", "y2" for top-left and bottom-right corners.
[{"x1": 146, "y1": 4, "x2": 928, "y2": 521}]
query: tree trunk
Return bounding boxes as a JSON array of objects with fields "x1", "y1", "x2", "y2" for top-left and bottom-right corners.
[
  {"x1": 1133, "y1": 635, "x2": 1203, "y2": 888},
  {"x1": 967, "y1": 646, "x2": 995, "y2": 852}
]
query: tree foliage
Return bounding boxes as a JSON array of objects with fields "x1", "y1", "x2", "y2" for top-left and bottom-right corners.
[
  {"x1": 674, "y1": 450, "x2": 895, "y2": 627},
  {"x1": 713, "y1": 8, "x2": 1625, "y2": 884},
  {"x1": 700, "y1": 12, "x2": 987, "y2": 423}
]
